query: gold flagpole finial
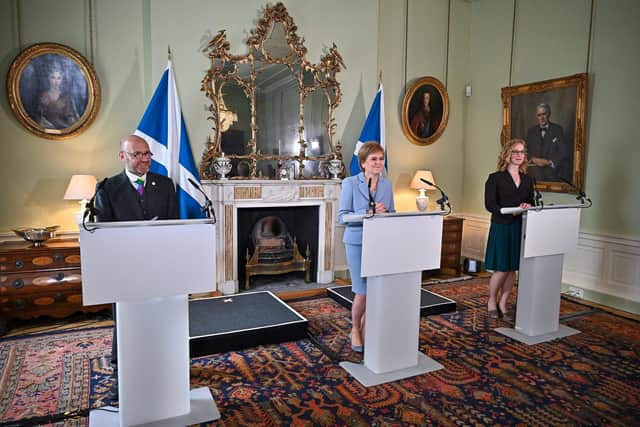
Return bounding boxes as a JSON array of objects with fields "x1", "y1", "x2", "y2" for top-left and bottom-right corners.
[
  {"x1": 378, "y1": 70, "x2": 383, "y2": 88},
  {"x1": 168, "y1": 45, "x2": 172, "y2": 60}
]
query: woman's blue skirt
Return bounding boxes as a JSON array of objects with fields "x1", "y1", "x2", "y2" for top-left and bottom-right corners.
[
  {"x1": 345, "y1": 243, "x2": 367, "y2": 295},
  {"x1": 485, "y1": 220, "x2": 522, "y2": 272}
]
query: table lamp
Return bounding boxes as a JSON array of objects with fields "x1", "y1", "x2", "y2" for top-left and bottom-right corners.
[
  {"x1": 64, "y1": 174, "x2": 97, "y2": 223},
  {"x1": 410, "y1": 170, "x2": 436, "y2": 211}
]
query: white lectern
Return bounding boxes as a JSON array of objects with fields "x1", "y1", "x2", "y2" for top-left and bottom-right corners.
[
  {"x1": 495, "y1": 204, "x2": 587, "y2": 345},
  {"x1": 80, "y1": 219, "x2": 220, "y2": 427},
  {"x1": 340, "y1": 212, "x2": 445, "y2": 387}
]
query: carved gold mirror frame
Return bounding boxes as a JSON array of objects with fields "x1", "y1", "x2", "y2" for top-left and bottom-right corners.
[{"x1": 200, "y1": 2, "x2": 345, "y2": 179}]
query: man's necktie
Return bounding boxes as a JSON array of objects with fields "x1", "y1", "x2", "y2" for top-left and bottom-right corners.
[{"x1": 135, "y1": 178, "x2": 144, "y2": 196}]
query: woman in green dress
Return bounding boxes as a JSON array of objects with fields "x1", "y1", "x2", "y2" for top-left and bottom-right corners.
[{"x1": 484, "y1": 139, "x2": 534, "y2": 319}]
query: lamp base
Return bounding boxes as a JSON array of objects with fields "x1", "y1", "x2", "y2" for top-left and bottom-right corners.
[{"x1": 416, "y1": 195, "x2": 429, "y2": 212}]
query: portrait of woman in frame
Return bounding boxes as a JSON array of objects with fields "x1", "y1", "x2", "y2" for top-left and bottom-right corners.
[
  {"x1": 6, "y1": 42, "x2": 101, "y2": 140},
  {"x1": 501, "y1": 73, "x2": 588, "y2": 193},
  {"x1": 401, "y1": 76, "x2": 450, "y2": 146}
]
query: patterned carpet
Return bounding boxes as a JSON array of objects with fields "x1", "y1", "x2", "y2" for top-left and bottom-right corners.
[{"x1": 1, "y1": 278, "x2": 639, "y2": 426}]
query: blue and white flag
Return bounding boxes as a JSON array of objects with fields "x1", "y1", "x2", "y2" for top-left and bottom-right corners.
[
  {"x1": 349, "y1": 84, "x2": 385, "y2": 176},
  {"x1": 135, "y1": 60, "x2": 205, "y2": 219}
]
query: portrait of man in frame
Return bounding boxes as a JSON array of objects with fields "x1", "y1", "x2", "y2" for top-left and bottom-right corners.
[{"x1": 501, "y1": 73, "x2": 588, "y2": 193}]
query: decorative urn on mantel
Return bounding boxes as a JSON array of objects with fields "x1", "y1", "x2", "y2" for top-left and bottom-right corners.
[{"x1": 213, "y1": 153, "x2": 232, "y2": 180}]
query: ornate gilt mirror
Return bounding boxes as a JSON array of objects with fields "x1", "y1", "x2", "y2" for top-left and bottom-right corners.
[{"x1": 200, "y1": 2, "x2": 345, "y2": 180}]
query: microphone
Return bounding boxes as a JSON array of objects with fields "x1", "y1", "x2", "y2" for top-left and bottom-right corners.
[
  {"x1": 188, "y1": 178, "x2": 217, "y2": 222},
  {"x1": 554, "y1": 175, "x2": 591, "y2": 206},
  {"x1": 531, "y1": 177, "x2": 544, "y2": 208},
  {"x1": 81, "y1": 177, "x2": 108, "y2": 232},
  {"x1": 367, "y1": 178, "x2": 376, "y2": 215},
  {"x1": 419, "y1": 178, "x2": 452, "y2": 213},
  {"x1": 83, "y1": 178, "x2": 107, "y2": 223}
]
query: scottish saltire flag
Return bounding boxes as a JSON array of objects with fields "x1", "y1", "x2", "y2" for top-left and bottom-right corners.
[
  {"x1": 135, "y1": 60, "x2": 205, "y2": 219},
  {"x1": 349, "y1": 84, "x2": 386, "y2": 176}
]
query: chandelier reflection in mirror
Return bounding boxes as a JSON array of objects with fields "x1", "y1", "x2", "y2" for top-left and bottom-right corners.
[{"x1": 200, "y1": 2, "x2": 345, "y2": 180}]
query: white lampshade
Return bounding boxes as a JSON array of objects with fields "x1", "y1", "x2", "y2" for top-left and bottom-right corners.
[
  {"x1": 64, "y1": 175, "x2": 97, "y2": 201},
  {"x1": 410, "y1": 170, "x2": 436, "y2": 190}
]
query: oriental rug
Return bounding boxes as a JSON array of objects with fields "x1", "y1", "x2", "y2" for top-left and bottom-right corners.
[{"x1": 1, "y1": 278, "x2": 639, "y2": 426}]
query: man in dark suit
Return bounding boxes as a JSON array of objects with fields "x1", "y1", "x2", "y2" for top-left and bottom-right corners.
[
  {"x1": 94, "y1": 134, "x2": 179, "y2": 400},
  {"x1": 525, "y1": 103, "x2": 567, "y2": 181}
]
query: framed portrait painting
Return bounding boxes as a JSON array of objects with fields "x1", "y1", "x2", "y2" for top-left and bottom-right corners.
[
  {"x1": 401, "y1": 76, "x2": 449, "y2": 146},
  {"x1": 501, "y1": 73, "x2": 588, "y2": 193},
  {"x1": 6, "y1": 42, "x2": 101, "y2": 140}
]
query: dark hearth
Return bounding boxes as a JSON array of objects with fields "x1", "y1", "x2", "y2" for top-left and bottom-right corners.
[
  {"x1": 238, "y1": 206, "x2": 319, "y2": 289},
  {"x1": 250, "y1": 216, "x2": 294, "y2": 264}
]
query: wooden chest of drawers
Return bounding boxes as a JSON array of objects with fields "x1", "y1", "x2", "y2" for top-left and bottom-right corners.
[
  {"x1": 0, "y1": 238, "x2": 108, "y2": 334},
  {"x1": 423, "y1": 216, "x2": 464, "y2": 277},
  {"x1": 441, "y1": 216, "x2": 464, "y2": 273}
]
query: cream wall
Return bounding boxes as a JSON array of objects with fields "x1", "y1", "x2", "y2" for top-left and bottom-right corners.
[
  {"x1": 378, "y1": 0, "x2": 468, "y2": 213},
  {"x1": 462, "y1": 0, "x2": 640, "y2": 239},
  {"x1": 1, "y1": 0, "x2": 638, "y2": 240},
  {"x1": 0, "y1": 0, "x2": 379, "y2": 232}
]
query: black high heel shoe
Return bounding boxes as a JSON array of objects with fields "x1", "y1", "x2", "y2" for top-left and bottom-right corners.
[{"x1": 350, "y1": 332, "x2": 364, "y2": 353}]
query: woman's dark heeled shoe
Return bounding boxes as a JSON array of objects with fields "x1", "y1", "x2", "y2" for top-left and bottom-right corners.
[
  {"x1": 488, "y1": 309, "x2": 502, "y2": 319},
  {"x1": 350, "y1": 332, "x2": 364, "y2": 353}
]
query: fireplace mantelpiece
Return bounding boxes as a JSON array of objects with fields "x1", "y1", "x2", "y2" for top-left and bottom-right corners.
[{"x1": 202, "y1": 179, "x2": 341, "y2": 294}]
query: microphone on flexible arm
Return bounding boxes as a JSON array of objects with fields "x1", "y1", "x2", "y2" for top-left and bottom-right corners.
[
  {"x1": 188, "y1": 178, "x2": 217, "y2": 222},
  {"x1": 367, "y1": 178, "x2": 376, "y2": 216},
  {"x1": 419, "y1": 178, "x2": 452, "y2": 214},
  {"x1": 531, "y1": 176, "x2": 544, "y2": 209},
  {"x1": 82, "y1": 178, "x2": 108, "y2": 231},
  {"x1": 555, "y1": 174, "x2": 592, "y2": 207}
]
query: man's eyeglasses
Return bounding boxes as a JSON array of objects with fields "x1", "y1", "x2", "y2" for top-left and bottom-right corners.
[
  {"x1": 125, "y1": 151, "x2": 153, "y2": 159},
  {"x1": 511, "y1": 150, "x2": 527, "y2": 155}
]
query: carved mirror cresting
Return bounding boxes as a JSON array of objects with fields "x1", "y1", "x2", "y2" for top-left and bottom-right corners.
[{"x1": 200, "y1": 2, "x2": 346, "y2": 180}]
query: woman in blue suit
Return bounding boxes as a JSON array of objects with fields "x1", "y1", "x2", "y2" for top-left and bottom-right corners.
[{"x1": 338, "y1": 142, "x2": 395, "y2": 352}]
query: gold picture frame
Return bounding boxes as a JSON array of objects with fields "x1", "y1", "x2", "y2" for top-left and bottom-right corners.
[
  {"x1": 501, "y1": 73, "x2": 588, "y2": 193},
  {"x1": 401, "y1": 76, "x2": 450, "y2": 146},
  {"x1": 6, "y1": 42, "x2": 101, "y2": 140}
]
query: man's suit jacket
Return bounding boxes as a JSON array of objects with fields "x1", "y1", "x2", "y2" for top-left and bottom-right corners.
[
  {"x1": 94, "y1": 171, "x2": 179, "y2": 221},
  {"x1": 525, "y1": 121, "x2": 567, "y2": 181},
  {"x1": 338, "y1": 172, "x2": 395, "y2": 245}
]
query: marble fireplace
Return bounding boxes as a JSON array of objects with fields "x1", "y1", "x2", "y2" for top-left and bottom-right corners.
[{"x1": 202, "y1": 179, "x2": 341, "y2": 294}]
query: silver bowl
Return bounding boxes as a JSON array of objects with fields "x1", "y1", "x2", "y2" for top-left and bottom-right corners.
[{"x1": 13, "y1": 226, "x2": 59, "y2": 247}]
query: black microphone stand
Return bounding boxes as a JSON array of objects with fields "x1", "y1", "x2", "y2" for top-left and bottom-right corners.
[
  {"x1": 82, "y1": 178, "x2": 108, "y2": 232},
  {"x1": 419, "y1": 178, "x2": 452, "y2": 214},
  {"x1": 555, "y1": 175, "x2": 592, "y2": 207},
  {"x1": 367, "y1": 177, "x2": 376, "y2": 217},
  {"x1": 531, "y1": 177, "x2": 544, "y2": 210}
]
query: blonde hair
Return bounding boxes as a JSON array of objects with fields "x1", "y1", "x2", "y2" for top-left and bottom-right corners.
[
  {"x1": 497, "y1": 139, "x2": 528, "y2": 173},
  {"x1": 357, "y1": 141, "x2": 385, "y2": 172}
]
